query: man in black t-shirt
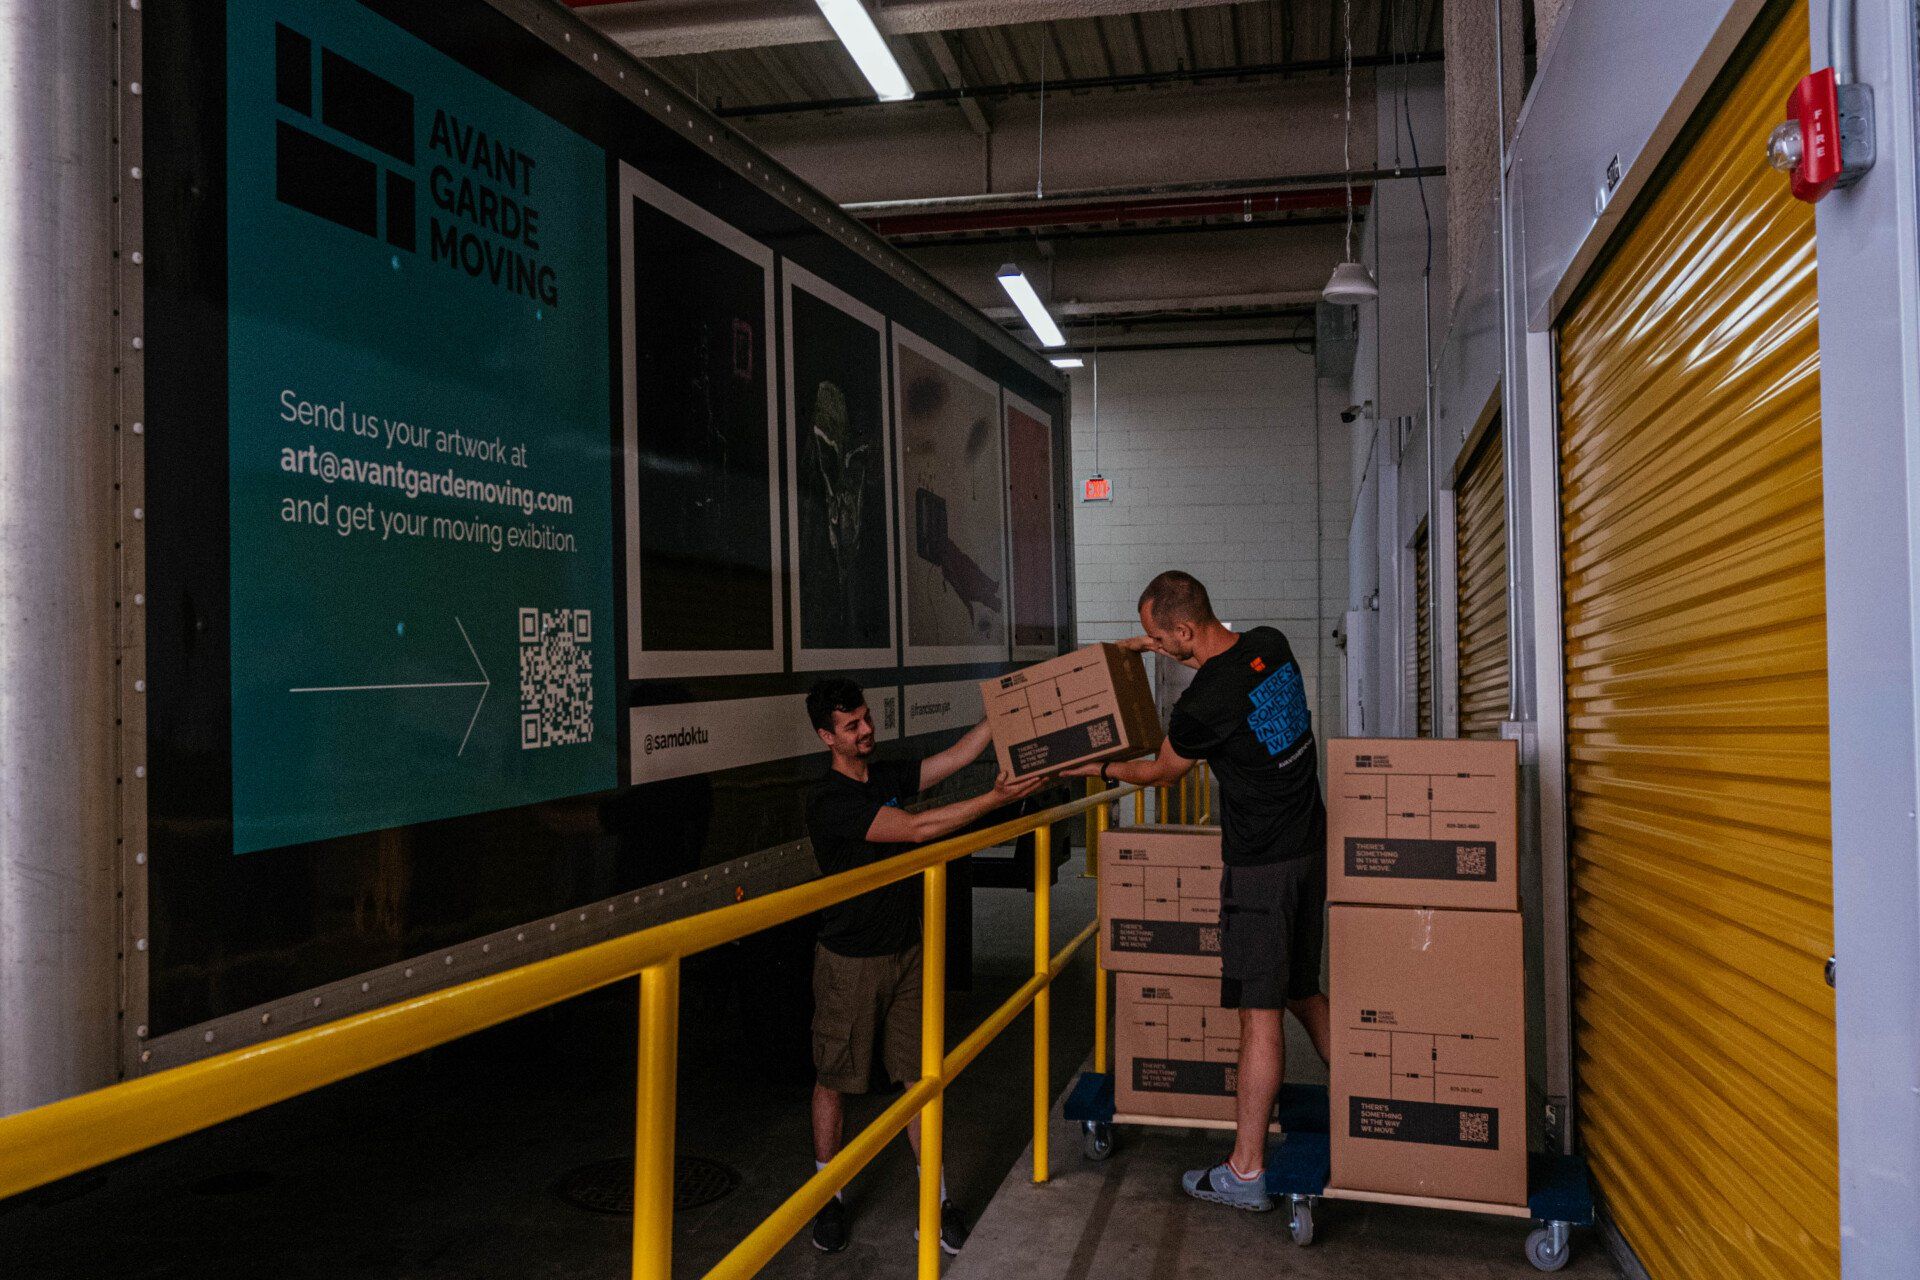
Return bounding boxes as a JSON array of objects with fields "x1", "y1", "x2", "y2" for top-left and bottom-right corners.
[
  {"x1": 1063, "y1": 571, "x2": 1330, "y2": 1213},
  {"x1": 801, "y1": 678, "x2": 1042, "y2": 1254}
]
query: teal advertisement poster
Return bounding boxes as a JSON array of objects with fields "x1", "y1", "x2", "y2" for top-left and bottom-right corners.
[{"x1": 226, "y1": 0, "x2": 615, "y2": 853}]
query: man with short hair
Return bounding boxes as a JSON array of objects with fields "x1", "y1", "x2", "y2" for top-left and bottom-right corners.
[
  {"x1": 1064, "y1": 570, "x2": 1331, "y2": 1213},
  {"x1": 802, "y1": 677, "x2": 1043, "y2": 1254}
]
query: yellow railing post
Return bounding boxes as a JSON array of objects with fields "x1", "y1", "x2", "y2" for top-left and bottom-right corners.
[
  {"x1": 1080, "y1": 779, "x2": 1098, "y2": 879},
  {"x1": 918, "y1": 864, "x2": 947, "y2": 1279},
  {"x1": 632, "y1": 957, "x2": 680, "y2": 1280},
  {"x1": 1092, "y1": 797, "x2": 1109, "y2": 1076},
  {"x1": 1157, "y1": 784, "x2": 1169, "y2": 825},
  {"x1": 1032, "y1": 822, "x2": 1051, "y2": 1184}
]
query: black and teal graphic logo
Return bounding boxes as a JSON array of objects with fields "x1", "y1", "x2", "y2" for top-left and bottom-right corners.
[
  {"x1": 274, "y1": 22, "x2": 417, "y2": 250},
  {"x1": 271, "y1": 20, "x2": 559, "y2": 307}
]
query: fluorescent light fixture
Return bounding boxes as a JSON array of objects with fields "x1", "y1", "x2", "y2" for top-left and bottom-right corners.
[
  {"x1": 813, "y1": 0, "x2": 914, "y2": 102},
  {"x1": 997, "y1": 264, "x2": 1067, "y2": 348},
  {"x1": 1050, "y1": 356, "x2": 1085, "y2": 369}
]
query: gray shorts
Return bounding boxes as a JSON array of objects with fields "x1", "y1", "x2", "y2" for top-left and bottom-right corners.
[{"x1": 1218, "y1": 856, "x2": 1326, "y2": 1010}]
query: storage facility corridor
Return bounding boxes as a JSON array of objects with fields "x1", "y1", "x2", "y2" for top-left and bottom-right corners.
[{"x1": 2, "y1": 2, "x2": 1917, "y2": 1279}]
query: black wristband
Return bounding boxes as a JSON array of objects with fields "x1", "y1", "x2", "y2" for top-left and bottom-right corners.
[{"x1": 1099, "y1": 761, "x2": 1113, "y2": 783}]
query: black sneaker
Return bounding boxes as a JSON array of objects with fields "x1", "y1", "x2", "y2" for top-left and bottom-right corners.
[
  {"x1": 939, "y1": 1200, "x2": 970, "y2": 1255},
  {"x1": 913, "y1": 1200, "x2": 969, "y2": 1255},
  {"x1": 812, "y1": 1196, "x2": 849, "y2": 1253}
]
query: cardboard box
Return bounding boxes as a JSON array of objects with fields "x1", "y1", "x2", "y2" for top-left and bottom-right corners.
[
  {"x1": 1114, "y1": 972, "x2": 1241, "y2": 1123},
  {"x1": 1098, "y1": 825, "x2": 1223, "y2": 977},
  {"x1": 981, "y1": 644, "x2": 1163, "y2": 779},
  {"x1": 1326, "y1": 737, "x2": 1519, "y2": 911},
  {"x1": 1329, "y1": 905, "x2": 1527, "y2": 1206}
]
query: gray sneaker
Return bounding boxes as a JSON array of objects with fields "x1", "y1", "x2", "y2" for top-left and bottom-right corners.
[{"x1": 1182, "y1": 1161, "x2": 1273, "y2": 1212}]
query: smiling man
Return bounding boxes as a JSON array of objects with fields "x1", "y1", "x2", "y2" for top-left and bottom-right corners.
[
  {"x1": 801, "y1": 677, "x2": 1041, "y2": 1255},
  {"x1": 1062, "y1": 570, "x2": 1331, "y2": 1213}
]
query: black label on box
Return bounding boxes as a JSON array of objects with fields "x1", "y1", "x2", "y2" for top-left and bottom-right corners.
[
  {"x1": 1348, "y1": 1097, "x2": 1500, "y2": 1149},
  {"x1": 1344, "y1": 838, "x2": 1497, "y2": 882},
  {"x1": 1109, "y1": 919, "x2": 1221, "y2": 957},
  {"x1": 1009, "y1": 714, "x2": 1120, "y2": 776},
  {"x1": 1133, "y1": 1058, "x2": 1236, "y2": 1097}
]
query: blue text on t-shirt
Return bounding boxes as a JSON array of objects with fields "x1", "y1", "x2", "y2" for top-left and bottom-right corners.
[{"x1": 1247, "y1": 663, "x2": 1310, "y2": 755}]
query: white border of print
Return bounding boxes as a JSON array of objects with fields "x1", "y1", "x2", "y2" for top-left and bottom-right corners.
[
  {"x1": 1002, "y1": 389, "x2": 1059, "y2": 661},
  {"x1": 891, "y1": 325, "x2": 1010, "y2": 666},
  {"x1": 619, "y1": 163, "x2": 783, "y2": 678},
  {"x1": 782, "y1": 261, "x2": 898, "y2": 672}
]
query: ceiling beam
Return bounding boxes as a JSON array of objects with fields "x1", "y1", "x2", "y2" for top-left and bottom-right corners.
[
  {"x1": 918, "y1": 32, "x2": 991, "y2": 134},
  {"x1": 716, "y1": 49, "x2": 1440, "y2": 117},
  {"x1": 574, "y1": 0, "x2": 1254, "y2": 59}
]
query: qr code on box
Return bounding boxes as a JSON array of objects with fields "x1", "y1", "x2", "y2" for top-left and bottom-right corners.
[
  {"x1": 1197, "y1": 925, "x2": 1222, "y2": 955},
  {"x1": 1086, "y1": 719, "x2": 1115, "y2": 749},
  {"x1": 1456, "y1": 846, "x2": 1488, "y2": 877},
  {"x1": 1459, "y1": 1110, "x2": 1491, "y2": 1146},
  {"x1": 519, "y1": 608, "x2": 593, "y2": 749}
]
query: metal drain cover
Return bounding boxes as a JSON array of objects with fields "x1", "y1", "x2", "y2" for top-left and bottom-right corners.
[{"x1": 552, "y1": 1155, "x2": 740, "y2": 1215}]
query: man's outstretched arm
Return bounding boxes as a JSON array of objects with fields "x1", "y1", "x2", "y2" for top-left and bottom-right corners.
[{"x1": 864, "y1": 770, "x2": 1046, "y2": 845}]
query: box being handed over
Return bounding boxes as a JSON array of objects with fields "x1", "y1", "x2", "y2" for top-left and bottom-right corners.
[
  {"x1": 1329, "y1": 904, "x2": 1528, "y2": 1206},
  {"x1": 1115, "y1": 972, "x2": 1242, "y2": 1123},
  {"x1": 981, "y1": 644, "x2": 1163, "y2": 779},
  {"x1": 1097, "y1": 825, "x2": 1222, "y2": 977},
  {"x1": 1326, "y1": 737, "x2": 1518, "y2": 911}
]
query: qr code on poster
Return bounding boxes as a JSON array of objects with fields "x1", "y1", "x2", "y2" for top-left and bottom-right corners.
[
  {"x1": 519, "y1": 608, "x2": 594, "y2": 749},
  {"x1": 1459, "y1": 1110, "x2": 1492, "y2": 1146},
  {"x1": 1456, "y1": 846, "x2": 1489, "y2": 878}
]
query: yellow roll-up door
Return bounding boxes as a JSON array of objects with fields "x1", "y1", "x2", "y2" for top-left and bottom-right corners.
[
  {"x1": 1415, "y1": 524, "x2": 1432, "y2": 736},
  {"x1": 1557, "y1": 7, "x2": 1835, "y2": 1280},
  {"x1": 1456, "y1": 422, "x2": 1508, "y2": 739}
]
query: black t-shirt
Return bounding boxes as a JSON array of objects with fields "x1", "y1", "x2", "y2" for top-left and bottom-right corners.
[
  {"x1": 806, "y1": 757, "x2": 925, "y2": 957},
  {"x1": 1167, "y1": 626, "x2": 1324, "y2": 866}
]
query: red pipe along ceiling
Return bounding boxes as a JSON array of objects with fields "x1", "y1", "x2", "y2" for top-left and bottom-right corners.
[{"x1": 861, "y1": 186, "x2": 1369, "y2": 238}]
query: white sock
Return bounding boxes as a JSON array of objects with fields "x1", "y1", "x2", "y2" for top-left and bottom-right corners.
[{"x1": 816, "y1": 1159, "x2": 843, "y2": 1201}]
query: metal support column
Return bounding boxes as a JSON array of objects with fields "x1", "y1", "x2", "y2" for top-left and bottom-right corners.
[
  {"x1": 0, "y1": 0, "x2": 122, "y2": 1114},
  {"x1": 1814, "y1": 2, "x2": 1920, "y2": 1273}
]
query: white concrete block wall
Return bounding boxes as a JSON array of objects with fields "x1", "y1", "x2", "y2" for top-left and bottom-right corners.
[{"x1": 1066, "y1": 345, "x2": 1352, "y2": 743}]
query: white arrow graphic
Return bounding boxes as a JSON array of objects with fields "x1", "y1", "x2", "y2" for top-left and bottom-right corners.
[{"x1": 290, "y1": 616, "x2": 492, "y2": 757}]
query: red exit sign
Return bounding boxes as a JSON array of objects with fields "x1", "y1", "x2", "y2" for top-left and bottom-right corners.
[{"x1": 1083, "y1": 475, "x2": 1113, "y2": 502}]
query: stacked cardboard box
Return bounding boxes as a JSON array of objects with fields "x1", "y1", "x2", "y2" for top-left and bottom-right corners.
[
  {"x1": 1097, "y1": 825, "x2": 1223, "y2": 977},
  {"x1": 980, "y1": 644, "x2": 1163, "y2": 779},
  {"x1": 1113, "y1": 972, "x2": 1242, "y2": 1123},
  {"x1": 1097, "y1": 826, "x2": 1244, "y2": 1121},
  {"x1": 1326, "y1": 737, "x2": 1527, "y2": 1208}
]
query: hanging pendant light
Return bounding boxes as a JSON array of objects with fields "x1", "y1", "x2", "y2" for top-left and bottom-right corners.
[{"x1": 1324, "y1": 0, "x2": 1378, "y2": 304}]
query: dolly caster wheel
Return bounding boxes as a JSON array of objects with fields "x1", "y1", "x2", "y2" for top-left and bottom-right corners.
[
  {"x1": 1288, "y1": 1196, "x2": 1315, "y2": 1246},
  {"x1": 1526, "y1": 1223, "x2": 1571, "y2": 1272},
  {"x1": 1080, "y1": 1120, "x2": 1113, "y2": 1161}
]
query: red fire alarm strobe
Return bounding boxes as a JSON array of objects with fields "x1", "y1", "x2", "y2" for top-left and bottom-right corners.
[
  {"x1": 1769, "y1": 67, "x2": 1874, "y2": 202},
  {"x1": 1083, "y1": 474, "x2": 1112, "y2": 503}
]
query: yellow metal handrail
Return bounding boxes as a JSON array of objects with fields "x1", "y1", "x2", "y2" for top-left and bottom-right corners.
[{"x1": 0, "y1": 780, "x2": 1142, "y2": 1280}]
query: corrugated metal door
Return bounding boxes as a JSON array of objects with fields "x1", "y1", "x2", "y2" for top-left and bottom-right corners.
[
  {"x1": 1455, "y1": 423, "x2": 1508, "y2": 739},
  {"x1": 1414, "y1": 525, "x2": 1432, "y2": 736},
  {"x1": 1557, "y1": 8, "x2": 1836, "y2": 1280}
]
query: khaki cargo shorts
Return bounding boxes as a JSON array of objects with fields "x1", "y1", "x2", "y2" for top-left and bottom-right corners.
[{"x1": 812, "y1": 942, "x2": 923, "y2": 1094}]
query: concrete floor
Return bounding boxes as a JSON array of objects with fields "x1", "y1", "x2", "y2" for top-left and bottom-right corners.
[
  {"x1": 0, "y1": 849, "x2": 1617, "y2": 1279},
  {"x1": 951, "y1": 1104, "x2": 1620, "y2": 1280}
]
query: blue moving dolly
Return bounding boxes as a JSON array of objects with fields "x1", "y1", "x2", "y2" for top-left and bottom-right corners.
[{"x1": 1064, "y1": 1073, "x2": 1595, "y2": 1272}]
